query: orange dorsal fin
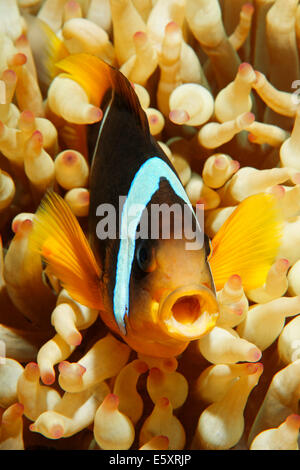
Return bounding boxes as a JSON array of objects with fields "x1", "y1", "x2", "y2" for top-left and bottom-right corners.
[
  {"x1": 56, "y1": 53, "x2": 112, "y2": 106},
  {"x1": 27, "y1": 16, "x2": 148, "y2": 130},
  {"x1": 209, "y1": 193, "x2": 283, "y2": 291},
  {"x1": 29, "y1": 191, "x2": 102, "y2": 309},
  {"x1": 55, "y1": 53, "x2": 149, "y2": 132}
]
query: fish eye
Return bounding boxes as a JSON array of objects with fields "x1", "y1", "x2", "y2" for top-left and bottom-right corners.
[
  {"x1": 136, "y1": 241, "x2": 156, "y2": 273},
  {"x1": 204, "y1": 234, "x2": 212, "y2": 260}
]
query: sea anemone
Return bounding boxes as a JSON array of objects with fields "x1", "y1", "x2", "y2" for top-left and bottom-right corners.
[{"x1": 1, "y1": 0, "x2": 300, "y2": 451}]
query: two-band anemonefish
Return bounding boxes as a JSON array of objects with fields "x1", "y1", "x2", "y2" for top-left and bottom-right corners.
[{"x1": 29, "y1": 49, "x2": 282, "y2": 357}]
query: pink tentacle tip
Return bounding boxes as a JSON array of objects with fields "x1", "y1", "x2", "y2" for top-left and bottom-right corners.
[
  {"x1": 242, "y1": 112, "x2": 255, "y2": 126},
  {"x1": 26, "y1": 361, "x2": 39, "y2": 369},
  {"x1": 158, "y1": 397, "x2": 170, "y2": 408},
  {"x1": 18, "y1": 219, "x2": 33, "y2": 236},
  {"x1": 149, "y1": 114, "x2": 159, "y2": 125},
  {"x1": 30, "y1": 130, "x2": 44, "y2": 149},
  {"x1": 291, "y1": 172, "x2": 300, "y2": 185},
  {"x1": 158, "y1": 435, "x2": 169, "y2": 447},
  {"x1": 149, "y1": 367, "x2": 164, "y2": 383},
  {"x1": 165, "y1": 21, "x2": 179, "y2": 34},
  {"x1": 41, "y1": 371, "x2": 56, "y2": 385},
  {"x1": 58, "y1": 361, "x2": 68, "y2": 374},
  {"x1": 245, "y1": 362, "x2": 260, "y2": 375},
  {"x1": 16, "y1": 34, "x2": 28, "y2": 46},
  {"x1": 231, "y1": 160, "x2": 240, "y2": 172},
  {"x1": 78, "y1": 190, "x2": 90, "y2": 204},
  {"x1": 253, "y1": 362, "x2": 264, "y2": 375},
  {"x1": 238, "y1": 62, "x2": 253, "y2": 74},
  {"x1": 242, "y1": 3, "x2": 255, "y2": 15},
  {"x1": 276, "y1": 258, "x2": 290, "y2": 273},
  {"x1": 29, "y1": 423, "x2": 37, "y2": 433},
  {"x1": 58, "y1": 361, "x2": 86, "y2": 377},
  {"x1": 286, "y1": 414, "x2": 300, "y2": 429},
  {"x1": 247, "y1": 133, "x2": 257, "y2": 143},
  {"x1": 62, "y1": 150, "x2": 78, "y2": 166},
  {"x1": 13, "y1": 218, "x2": 32, "y2": 234},
  {"x1": 134, "y1": 360, "x2": 148, "y2": 374},
  {"x1": 133, "y1": 31, "x2": 147, "y2": 45},
  {"x1": 163, "y1": 357, "x2": 178, "y2": 372},
  {"x1": 2, "y1": 69, "x2": 17, "y2": 84},
  {"x1": 169, "y1": 109, "x2": 190, "y2": 125},
  {"x1": 228, "y1": 274, "x2": 242, "y2": 290},
  {"x1": 89, "y1": 106, "x2": 103, "y2": 123},
  {"x1": 214, "y1": 156, "x2": 227, "y2": 169},
  {"x1": 20, "y1": 110, "x2": 35, "y2": 123},
  {"x1": 50, "y1": 424, "x2": 64, "y2": 439},
  {"x1": 269, "y1": 184, "x2": 285, "y2": 199},
  {"x1": 233, "y1": 306, "x2": 244, "y2": 316},
  {"x1": 10, "y1": 52, "x2": 27, "y2": 67},
  {"x1": 66, "y1": 0, "x2": 79, "y2": 9},
  {"x1": 67, "y1": 331, "x2": 82, "y2": 346},
  {"x1": 25, "y1": 362, "x2": 40, "y2": 379},
  {"x1": 249, "y1": 347, "x2": 262, "y2": 362},
  {"x1": 104, "y1": 393, "x2": 119, "y2": 411}
]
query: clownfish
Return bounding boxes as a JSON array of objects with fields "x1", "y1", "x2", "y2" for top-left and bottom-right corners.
[{"x1": 28, "y1": 32, "x2": 282, "y2": 357}]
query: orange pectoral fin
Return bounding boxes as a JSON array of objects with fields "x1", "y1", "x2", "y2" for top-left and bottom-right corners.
[
  {"x1": 209, "y1": 193, "x2": 283, "y2": 291},
  {"x1": 29, "y1": 191, "x2": 102, "y2": 309}
]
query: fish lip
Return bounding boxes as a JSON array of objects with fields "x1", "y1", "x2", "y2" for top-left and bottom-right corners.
[{"x1": 158, "y1": 284, "x2": 219, "y2": 341}]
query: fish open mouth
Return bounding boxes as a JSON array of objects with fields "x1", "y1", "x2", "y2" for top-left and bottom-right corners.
[
  {"x1": 172, "y1": 295, "x2": 203, "y2": 324},
  {"x1": 158, "y1": 284, "x2": 219, "y2": 341}
]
